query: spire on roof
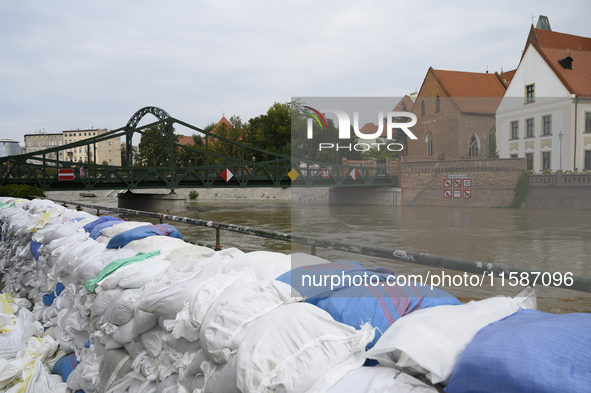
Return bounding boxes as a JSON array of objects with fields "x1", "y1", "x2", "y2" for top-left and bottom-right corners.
[{"x1": 536, "y1": 15, "x2": 552, "y2": 31}]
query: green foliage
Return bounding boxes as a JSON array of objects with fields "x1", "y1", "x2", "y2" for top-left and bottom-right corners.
[
  {"x1": 209, "y1": 116, "x2": 246, "y2": 162},
  {"x1": 362, "y1": 145, "x2": 398, "y2": 163},
  {"x1": 0, "y1": 184, "x2": 46, "y2": 199},
  {"x1": 487, "y1": 134, "x2": 499, "y2": 159},
  {"x1": 138, "y1": 124, "x2": 179, "y2": 167},
  {"x1": 101, "y1": 160, "x2": 109, "y2": 166},
  {"x1": 541, "y1": 169, "x2": 553, "y2": 174},
  {"x1": 188, "y1": 190, "x2": 199, "y2": 200},
  {"x1": 505, "y1": 171, "x2": 530, "y2": 208},
  {"x1": 247, "y1": 102, "x2": 291, "y2": 159}
]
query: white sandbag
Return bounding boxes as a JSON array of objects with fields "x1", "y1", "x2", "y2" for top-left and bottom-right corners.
[
  {"x1": 136, "y1": 269, "x2": 208, "y2": 319},
  {"x1": 33, "y1": 220, "x2": 83, "y2": 245},
  {"x1": 99, "y1": 221, "x2": 151, "y2": 238},
  {"x1": 291, "y1": 252, "x2": 332, "y2": 268},
  {"x1": 0, "y1": 309, "x2": 44, "y2": 359},
  {"x1": 132, "y1": 309, "x2": 159, "y2": 340},
  {"x1": 200, "y1": 280, "x2": 301, "y2": 364},
  {"x1": 100, "y1": 349, "x2": 133, "y2": 393},
  {"x1": 165, "y1": 245, "x2": 216, "y2": 269},
  {"x1": 235, "y1": 302, "x2": 374, "y2": 393},
  {"x1": 71, "y1": 248, "x2": 137, "y2": 286},
  {"x1": 53, "y1": 239, "x2": 106, "y2": 277},
  {"x1": 223, "y1": 251, "x2": 292, "y2": 280},
  {"x1": 202, "y1": 357, "x2": 240, "y2": 393},
  {"x1": 366, "y1": 287, "x2": 537, "y2": 385},
  {"x1": 78, "y1": 215, "x2": 100, "y2": 227},
  {"x1": 99, "y1": 258, "x2": 170, "y2": 290},
  {"x1": 326, "y1": 366, "x2": 438, "y2": 393},
  {"x1": 92, "y1": 288, "x2": 124, "y2": 318},
  {"x1": 141, "y1": 326, "x2": 165, "y2": 358},
  {"x1": 172, "y1": 270, "x2": 258, "y2": 341},
  {"x1": 101, "y1": 288, "x2": 143, "y2": 326},
  {"x1": 123, "y1": 236, "x2": 188, "y2": 254}
]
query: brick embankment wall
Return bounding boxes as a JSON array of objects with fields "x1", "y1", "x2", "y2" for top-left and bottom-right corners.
[
  {"x1": 400, "y1": 158, "x2": 525, "y2": 207},
  {"x1": 523, "y1": 173, "x2": 591, "y2": 210}
]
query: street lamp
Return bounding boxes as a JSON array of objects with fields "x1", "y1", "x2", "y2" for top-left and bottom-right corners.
[{"x1": 559, "y1": 131, "x2": 563, "y2": 170}]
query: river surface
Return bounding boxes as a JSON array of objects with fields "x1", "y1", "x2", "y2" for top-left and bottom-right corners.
[{"x1": 62, "y1": 195, "x2": 591, "y2": 314}]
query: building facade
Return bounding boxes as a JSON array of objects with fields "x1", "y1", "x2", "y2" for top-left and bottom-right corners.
[
  {"x1": 406, "y1": 68, "x2": 508, "y2": 161},
  {"x1": 497, "y1": 27, "x2": 591, "y2": 172}
]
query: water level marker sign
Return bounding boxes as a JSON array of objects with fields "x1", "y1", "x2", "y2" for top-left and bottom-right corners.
[
  {"x1": 221, "y1": 169, "x2": 233, "y2": 182},
  {"x1": 350, "y1": 168, "x2": 360, "y2": 180}
]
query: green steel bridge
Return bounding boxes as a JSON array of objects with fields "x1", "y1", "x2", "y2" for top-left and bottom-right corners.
[{"x1": 0, "y1": 107, "x2": 398, "y2": 191}]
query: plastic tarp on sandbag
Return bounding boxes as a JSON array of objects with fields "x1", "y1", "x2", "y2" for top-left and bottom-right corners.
[
  {"x1": 366, "y1": 287, "x2": 537, "y2": 385},
  {"x1": 326, "y1": 366, "x2": 437, "y2": 393},
  {"x1": 52, "y1": 353, "x2": 79, "y2": 382},
  {"x1": 276, "y1": 261, "x2": 395, "y2": 304},
  {"x1": 99, "y1": 221, "x2": 151, "y2": 239},
  {"x1": 85, "y1": 250, "x2": 161, "y2": 292},
  {"x1": 107, "y1": 224, "x2": 182, "y2": 249},
  {"x1": 89, "y1": 219, "x2": 125, "y2": 240},
  {"x1": 83, "y1": 216, "x2": 122, "y2": 234},
  {"x1": 314, "y1": 283, "x2": 461, "y2": 349},
  {"x1": 446, "y1": 308, "x2": 591, "y2": 393},
  {"x1": 234, "y1": 302, "x2": 375, "y2": 393}
]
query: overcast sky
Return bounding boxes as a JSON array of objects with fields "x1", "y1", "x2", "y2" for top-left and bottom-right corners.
[{"x1": 0, "y1": 0, "x2": 588, "y2": 145}]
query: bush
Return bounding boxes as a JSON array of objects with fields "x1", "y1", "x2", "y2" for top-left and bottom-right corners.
[
  {"x1": 0, "y1": 184, "x2": 46, "y2": 199},
  {"x1": 505, "y1": 171, "x2": 529, "y2": 208},
  {"x1": 188, "y1": 190, "x2": 199, "y2": 200}
]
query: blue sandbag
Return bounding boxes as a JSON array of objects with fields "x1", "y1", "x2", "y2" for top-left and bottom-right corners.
[
  {"x1": 30, "y1": 241, "x2": 42, "y2": 260},
  {"x1": 276, "y1": 261, "x2": 396, "y2": 304},
  {"x1": 89, "y1": 220, "x2": 122, "y2": 240},
  {"x1": 446, "y1": 308, "x2": 591, "y2": 393},
  {"x1": 43, "y1": 282, "x2": 66, "y2": 306},
  {"x1": 53, "y1": 353, "x2": 79, "y2": 382},
  {"x1": 82, "y1": 216, "x2": 121, "y2": 234},
  {"x1": 315, "y1": 282, "x2": 461, "y2": 349},
  {"x1": 106, "y1": 224, "x2": 182, "y2": 249}
]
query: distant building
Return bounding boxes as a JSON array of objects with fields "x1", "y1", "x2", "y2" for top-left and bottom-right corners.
[
  {"x1": 0, "y1": 140, "x2": 22, "y2": 158},
  {"x1": 62, "y1": 129, "x2": 121, "y2": 165},
  {"x1": 406, "y1": 67, "x2": 508, "y2": 160},
  {"x1": 24, "y1": 129, "x2": 121, "y2": 166},
  {"x1": 23, "y1": 133, "x2": 64, "y2": 164},
  {"x1": 497, "y1": 20, "x2": 591, "y2": 172}
]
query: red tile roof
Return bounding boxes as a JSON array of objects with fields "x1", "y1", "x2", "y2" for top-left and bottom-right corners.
[
  {"x1": 393, "y1": 95, "x2": 415, "y2": 112},
  {"x1": 534, "y1": 45, "x2": 591, "y2": 97},
  {"x1": 497, "y1": 69, "x2": 516, "y2": 87},
  {"x1": 177, "y1": 135, "x2": 194, "y2": 146},
  {"x1": 357, "y1": 122, "x2": 382, "y2": 136},
  {"x1": 430, "y1": 69, "x2": 507, "y2": 113},
  {"x1": 535, "y1": 28, "x2": 591, "y2": 51}
]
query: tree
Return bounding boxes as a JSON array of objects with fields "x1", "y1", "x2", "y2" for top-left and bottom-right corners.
[
  {"x1": 362, "y1": 144, "x2": 399, "y2": 163},
  {"x1": 247, "y1": 102, "x2": 291, "y2": 160},
  {"x1": 101, "y1": 160, "x2": 109, "y2": 166},
  {"x1": 487, "y1": 131, "x2": 499, "y2": 159},
  {"x1": 208, "y1": 116, "x2": 247, "y2": 162},
  {"x1": 138, "y1": 124, "x2": 179, "y2": 167}
]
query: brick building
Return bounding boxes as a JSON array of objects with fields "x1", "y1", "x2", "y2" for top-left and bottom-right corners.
[{"x1": 406, "y1": 68, "x2": 510, "y2": 161}]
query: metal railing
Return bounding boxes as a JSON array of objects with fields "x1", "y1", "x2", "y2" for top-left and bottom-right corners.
[{"x1": 48, "y1": 198, "x2": 591, "y2": 294}]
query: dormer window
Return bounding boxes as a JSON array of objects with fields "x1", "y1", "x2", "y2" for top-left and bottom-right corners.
[{"x1": 558, "y1": 55, "x2": 573, "y2": 70}]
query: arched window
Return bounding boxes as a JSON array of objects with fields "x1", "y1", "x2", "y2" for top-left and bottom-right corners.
[
  {"x1": 469, "y1": 133, "x2": 480, "y2": 158},
  {"x1": 436, "y1": 96, "x2": 440, "y2": 113},
  {"x1": 426, "y1": 131, "x2": 434, "y2": 156},
  {"x1": 421, "y1": 101, "x2": 425, "y2": 116}
]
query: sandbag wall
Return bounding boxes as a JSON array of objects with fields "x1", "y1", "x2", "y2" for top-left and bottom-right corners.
[{"x1": 0, "y1": 197, "x2": 589, "y2": 393}]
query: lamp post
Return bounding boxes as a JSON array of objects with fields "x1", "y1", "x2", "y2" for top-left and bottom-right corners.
[
  {"x1": 559, "y1": 131, "x2": 563, "y2": 170},
  {"x1": 483, "y1": 133, "x2": 486, "y2": 159}
]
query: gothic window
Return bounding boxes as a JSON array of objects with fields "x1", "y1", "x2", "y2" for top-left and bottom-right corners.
[
  {"x1": 426, "y1": 131, "x2": 434, "y2": 156},
  {"x1": 469, "y1": 133, "x2": 479, "y2": 158}
]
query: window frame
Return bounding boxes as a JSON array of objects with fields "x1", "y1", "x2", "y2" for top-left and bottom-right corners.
[
  {"x1": 436, "y1": 96, "x2": 440, "y2": 113},
  {"x1": 525, "y1": 118, "x2": 535, "y2": 138},
  {"x1": 526, "y1": 152, "x2": 534, "y2": 171},
  {"x1": 542, "y1": 115, "x2": 552, "y2": 136},
  {"x1": 426, "y1": 131, "x2": 434, "y2": 157},
  {"x1": 525, "y1": 84, "x2": 535, "y2": 103},
  {"x1": 585, "y1": 150, "x2": 591, "y2": 171},
  {"x1": 585, "y1": 112, "x2": 591, "y2": 133},
  {"x1": 542, "y1": 151, "x2": 551, "y2": 171},
  {"x1": 510, "y1": 121, "x2": 519, "y2": 140}
]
